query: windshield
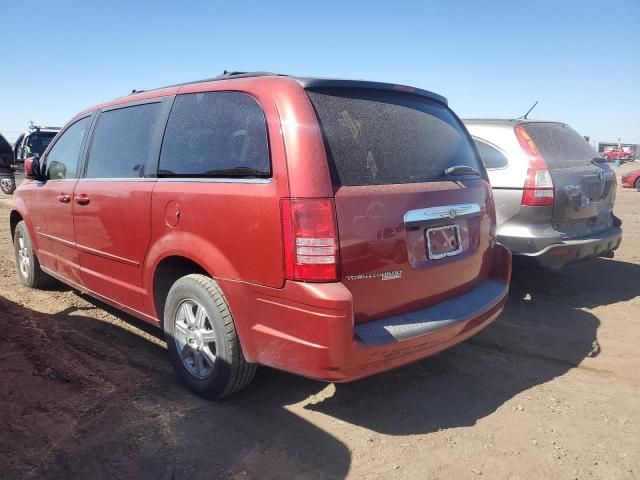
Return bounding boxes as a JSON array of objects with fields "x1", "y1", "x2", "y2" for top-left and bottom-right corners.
[{"x1": 306, "y1": 88, "x2": 481, "y2": 186}]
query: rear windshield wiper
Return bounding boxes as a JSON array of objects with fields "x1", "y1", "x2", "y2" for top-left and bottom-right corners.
[{"x1": 442, "y1": 165, "x2": 481, "y2": 177}]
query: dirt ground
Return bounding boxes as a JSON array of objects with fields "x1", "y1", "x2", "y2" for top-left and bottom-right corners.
[{"x1": 1, "y1": 163, "x2": 639, "y2": 480}]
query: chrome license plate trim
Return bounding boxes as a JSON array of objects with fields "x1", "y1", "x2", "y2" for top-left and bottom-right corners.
[{"x1": 426, "y1": 224, "x2": 463, "y2": 260}]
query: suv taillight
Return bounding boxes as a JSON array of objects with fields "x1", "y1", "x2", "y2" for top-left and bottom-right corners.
[
  {"x1": 281, "y1": 198, "x2": 339, "y2": 282},
  {"x1": 514, "y1": 125, "x2": 554, "y2": 207}
]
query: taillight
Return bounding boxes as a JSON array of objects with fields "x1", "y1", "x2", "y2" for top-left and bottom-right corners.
[
  {"x1": 514, "y1": 125, "x2": 554, "y2": 207},
  {"x1": 281, "y1": 198, "x2": 339, "y2": 282}
]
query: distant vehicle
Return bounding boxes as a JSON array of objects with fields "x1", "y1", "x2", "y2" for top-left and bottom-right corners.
[
  {"x1": 601, "y1": 149, "x2": 635, "y2": 161},
  {"x1": 10, "y1": 71, "x2": 511, "y2": 399},
  {"x1": 621, "y1": 170, "x2": 640, "y2": 191},
  {"x1": 0, "y1": 134, "x2": 16, "y2": 195},
  {"x1": 13, "y1": 125, "x2": 60, "y2": 166},
  {"x1": 464, "y1": 119, "x2": 622, "y2": 269}
]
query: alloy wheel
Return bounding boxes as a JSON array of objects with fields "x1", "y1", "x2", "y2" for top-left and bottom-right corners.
[
  {"x1": 173, "y1": 299, "x2": 217, "y2": 379},
  {"x1": 17, "y1": 234, "x2": 30, "y2": 279}
]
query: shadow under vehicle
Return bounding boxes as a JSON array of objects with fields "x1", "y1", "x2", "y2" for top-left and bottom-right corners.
[{"x1": 3, "y1": 256, "x2": 639, "y2": 479}]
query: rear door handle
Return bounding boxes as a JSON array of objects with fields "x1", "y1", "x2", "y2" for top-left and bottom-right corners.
[
  {"x1": 74, "y1": 195, "x2": 90, "y2": 205},
  {"x1": 57, "y1": 194, "x2": 71, "y2": 203}
]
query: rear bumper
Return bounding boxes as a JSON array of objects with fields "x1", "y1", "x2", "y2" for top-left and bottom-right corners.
[
  {"x1": 512, "y1": 226, "x2": 622, "y2": 269},
  {"x1": 221, "y1": 244, "x2": 511, "y2": 382}
]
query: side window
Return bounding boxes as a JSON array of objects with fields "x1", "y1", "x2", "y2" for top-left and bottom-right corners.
[
  {"x1": 159, "y1": 92, "x2": 270, "y2": 177},
  {"x1": 473, "y1": 138, "x2": 509, "y2": 170},
  {"x1": 86, "y1": 102, "x2": 164, "y2": 178},
  {"x1": 45, "y1": 117, "x2": 91, "y2": 180}
]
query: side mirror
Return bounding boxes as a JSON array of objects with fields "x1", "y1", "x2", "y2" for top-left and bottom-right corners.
[{"x1": 25, "y1": 156, "x2": 45, "y2": 181}]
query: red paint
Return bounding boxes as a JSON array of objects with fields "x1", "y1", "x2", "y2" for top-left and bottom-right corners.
[
  {"x1": 602, "y1": 149, "x2": 635, "y2": 161},
  {"x1": 11, "y1": 75, "x2": 511, "y2": 382},
  {"x1": 621, "y1": 169, "x2": 640, "y2": 189}
]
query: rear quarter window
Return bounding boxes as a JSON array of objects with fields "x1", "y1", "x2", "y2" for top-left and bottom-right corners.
[
  {"x1": 473, "y1": 138, "x2": 509, "y2": 169},
  {"x1": 306, "y1": 88, "x2": 481, "y2": 186},
  {"x1": 523, "y1": 122, "x2": 599, "y2": 169},
  {"x1": 159, "y1": 92, "x2": 270, "y2": 177}
]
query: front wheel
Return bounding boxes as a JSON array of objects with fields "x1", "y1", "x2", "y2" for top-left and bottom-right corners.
[
  {"x1": 13, "y1": 221, "x2": 52, "y2": 288},
  {"x1": 1, "y1": 177, "x2": 15, "y2": 195},
  {"x1": 635, "y1": 178, "x2": 640, "y2": 192},
  {"x1": 163, "y1": 274, "x2": 257, "y2": 399}
]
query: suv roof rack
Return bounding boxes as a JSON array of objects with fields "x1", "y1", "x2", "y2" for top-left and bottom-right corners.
[
  {"x1": 130, "y1": 71, "x2": 281, "y2": 95},
  {"x1": 28, "y1": 123, "x2": 61, "y2": 132},
  {"x1": 128, "y1": 71, "x2": 448, "y2": 105}
]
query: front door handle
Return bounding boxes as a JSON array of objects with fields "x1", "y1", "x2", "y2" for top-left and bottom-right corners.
[
  {"x1": 74, "y1": 195, "x2": 91, "y2": 205},
  {"x1": 57, "y1": 194, "x2": 71, "y2": 203}
]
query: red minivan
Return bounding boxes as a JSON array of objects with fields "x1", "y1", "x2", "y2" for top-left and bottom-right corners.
[{"x1": 10, "y1": 72, "x2": 511, "y2": 398}]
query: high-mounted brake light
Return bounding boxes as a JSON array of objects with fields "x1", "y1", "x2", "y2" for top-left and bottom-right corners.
[
  {"x1": 281, "y1": 198, "x2": 339, "y2": 282},
  {"x1": 514, "y1": 125, "x2": 554, "y2": 207},
  {"x1": 393, "y1": 85, "x2": 415, "y2": 93}
]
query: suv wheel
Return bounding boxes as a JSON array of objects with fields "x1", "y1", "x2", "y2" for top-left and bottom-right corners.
[
  {"x1": 164, "y1": 274, "x2": 257, "y2": 399},
  {"x1": 1, "y1": 177, "x2": 16, "y2": 195},
  {"x1": 13, "y1": 221, "x2": 52, "y2": 288}
]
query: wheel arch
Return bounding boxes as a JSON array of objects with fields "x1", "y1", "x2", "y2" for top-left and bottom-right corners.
[
  {"x1": 9, "y1": 210, "x2": 23, "y2": 241},
  {"x1": 144, "y1": 232, "x2": 242, "y2": 320},
  {"x1": 152, "y1": 255, "x2": 209, "y2": 326}
]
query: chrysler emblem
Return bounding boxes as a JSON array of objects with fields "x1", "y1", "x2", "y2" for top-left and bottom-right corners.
[{"x1": 448, "y1": 209, "x2": 457, "y2": 219}]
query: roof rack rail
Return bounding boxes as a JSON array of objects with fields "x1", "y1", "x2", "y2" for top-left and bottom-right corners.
[
  {"x1": 28, "y1": 123, "x2": 61, "y2": 132},
  {"x1": 130, "y1": 71, "x2": 281, "y2": 95}
]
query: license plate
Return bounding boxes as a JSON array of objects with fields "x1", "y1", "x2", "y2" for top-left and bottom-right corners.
[{"x1": 426, "y1": 224, "x2": 462, "y2": 259}]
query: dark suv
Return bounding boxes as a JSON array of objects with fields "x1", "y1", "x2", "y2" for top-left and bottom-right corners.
[
  {"x1": 11, "y1": 72, "x2": 511, "y2": 398},
  {"x1": 1, "y1": 134, "x2": 16, "y2": 194}
]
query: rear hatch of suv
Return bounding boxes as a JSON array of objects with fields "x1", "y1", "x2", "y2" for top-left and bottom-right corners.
[
  {"x1": 306, "y1": 87, "x2": 498, "y2": 324},
  {"x1": 518, "y1": 122, "x2": 617, "y2": 239}
]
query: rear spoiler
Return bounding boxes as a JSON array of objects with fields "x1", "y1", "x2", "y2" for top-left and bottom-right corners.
[{"x1": 293, "y1": 78, "x2": 448, "y2": 106}]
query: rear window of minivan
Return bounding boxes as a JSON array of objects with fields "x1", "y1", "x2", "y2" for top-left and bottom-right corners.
[
  {"x1": 523, "y1": 122, "x2": 599, "y2": 169},
  {"x1": 306, "y1": 88, "x2": 481, "y2": 186}
]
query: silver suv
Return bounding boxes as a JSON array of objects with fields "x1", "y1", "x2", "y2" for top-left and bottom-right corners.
[{"x1": 463, "y1": 119, "x2": 622, "y2": 269}]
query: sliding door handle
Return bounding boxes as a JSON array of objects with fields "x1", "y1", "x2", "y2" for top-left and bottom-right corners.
[{"x1": 74, "y1": 195, "x2": 91, "y2": 205}]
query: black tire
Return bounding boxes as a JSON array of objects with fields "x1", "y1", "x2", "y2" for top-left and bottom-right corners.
[
  {"x1": 635, "y1": 178, "x2": 640, "y2": 192},
  {"x1": 13, "y1": 221, "x2": 52, "y2": 288},
  {"x1": 163, "y1": 274, "x2": 257, "y2": 399}
]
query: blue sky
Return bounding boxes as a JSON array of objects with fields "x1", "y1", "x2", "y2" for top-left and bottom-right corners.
[{"x1": 1, "y1": 0, "x2": 638, "y2": 145}]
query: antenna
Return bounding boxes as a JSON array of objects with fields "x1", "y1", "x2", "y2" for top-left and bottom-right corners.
[{"x1": 520, "y1": 101, "x2": 538, "y2": 120}]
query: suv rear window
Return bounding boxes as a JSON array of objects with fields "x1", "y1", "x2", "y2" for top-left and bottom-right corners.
[
  {"x1": 522, "y1": 122, "x2": 598, "y2": 169},
  {"x1": 306, "y1": 89, "x2": 481, "y2": 186}
]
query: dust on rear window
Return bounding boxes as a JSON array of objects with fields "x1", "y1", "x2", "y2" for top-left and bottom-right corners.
[
  {"x1": 523, "y1": 122, "x2": 599, "y2": 169},
  {"x1": 306, "y1": 88, "x2": 481, "y2": 186}
]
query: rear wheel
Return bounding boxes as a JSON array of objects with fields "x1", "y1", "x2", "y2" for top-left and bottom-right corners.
[
  {"x1": 163, "y1": 274, "x2": 256, "y2": 399},
  {"x1": 635, "y1": 178, "x2": 640, "y2": 191},
  {"x1": 13, "y1": 221, "x2": 52, "y2": 288}
]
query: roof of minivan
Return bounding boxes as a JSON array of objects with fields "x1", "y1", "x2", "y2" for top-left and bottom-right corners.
[
  {"x1": 463, "y1": 118, "x2": 564, "y2": 125},
  {"x1": 78, "y1": 71, "x2": 448, "y2": 117}
]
